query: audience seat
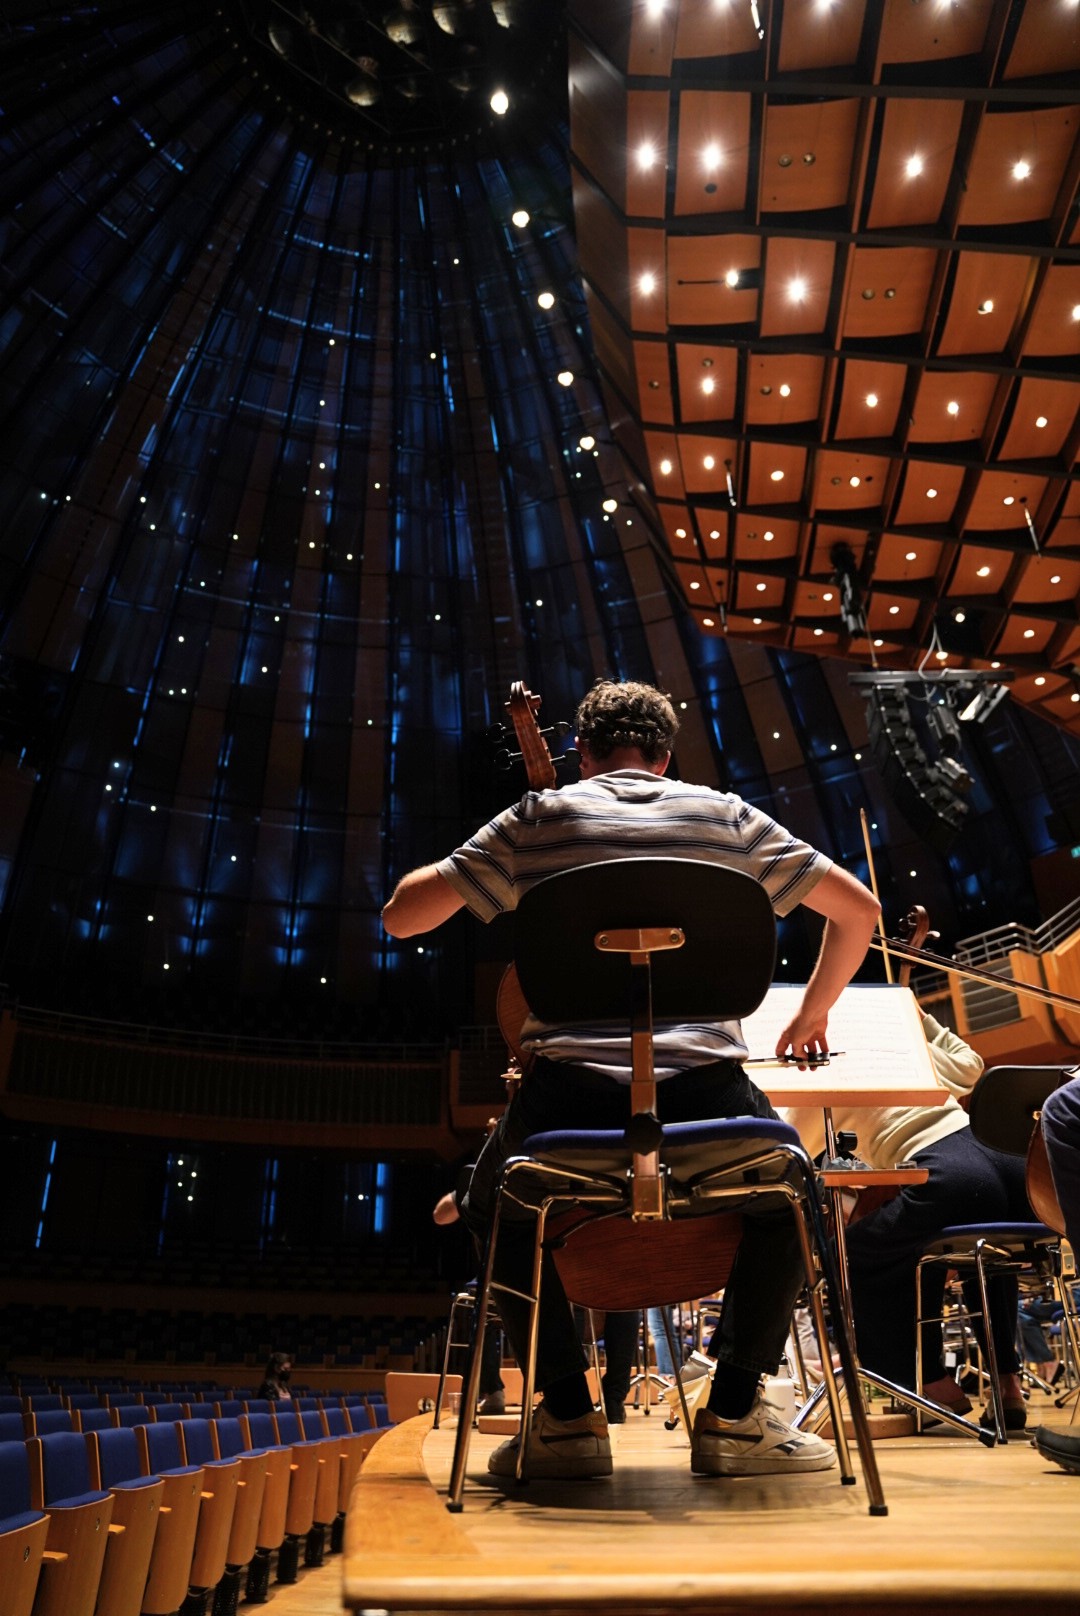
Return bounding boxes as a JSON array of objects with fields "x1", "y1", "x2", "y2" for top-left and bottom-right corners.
[
  {"x1": 0, "y1": 1395, "x2": 24, "y2": 1414},
  {"x1": 82, "y1": 1428, "x2": 165, "y2": 1616},
  {"x1": 0, "y1": 1412, "x2": 27, "y2": 1442},
  {"x1": 114, "y1": 1405, "x2": 153, "y2": 1429},
  {"x1": 22, "y1": 1394, "x2": 64, "y2": 1413},
  {"x1": 204, "y1": 1418, "x2": 267, "y2": 1610},
  {"x1": 25, "y1": 1432, "x2": 115, "y2": 1616},
  {"x1": 63, "y1": 1394, "x2": 101, "y2": 1413},
  {"x1": 0, "y1": 1439, "x2": 50, "y2": 1616},
  {"x1": 72, "y1": 1407, "x2": 113, "y2": 1434},
  {"x1": 151, "y1": 1402, "x2": 190, "y2": 1423},
  {"x1": 134, "y1": 1423, "x2": 206, "y2": 1615},
  {"x1": 319, "y1": 1407, "x2": 380, "y2": 1550},
  {"x1": 175, "y1": 1418, "x2": 241, "y2": 1605},
  {"x1": 243, "y1": 1411, "x2": 316, "y2": 1586},
  {"x1": 26, "y1": 1409, "x2": 74, "y2": 1437}
]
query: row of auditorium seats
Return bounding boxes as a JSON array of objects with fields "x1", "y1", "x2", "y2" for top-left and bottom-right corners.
[
  {"x1": 0, "y1": 1401, "x2": 389, "y2": 1616},
  {"x1": 0, "y1": 1395, "x2": 395, "y2": 1441},
  {"x1": 0, "y1": 1244, "x2": 444, "y2": 1294},
  {"x1": 1, "y1": 1302, "x2": 436, "y2": 1366}
]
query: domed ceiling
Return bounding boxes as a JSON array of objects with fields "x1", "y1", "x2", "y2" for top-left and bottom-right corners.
[{"x1": 1, "y1": 0, "x2": 1078, "y2": 1041}]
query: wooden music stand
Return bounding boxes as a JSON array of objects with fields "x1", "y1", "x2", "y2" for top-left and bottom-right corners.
[{"x1": 743, "y1": 984, "x2": 996, "y2": 1445}]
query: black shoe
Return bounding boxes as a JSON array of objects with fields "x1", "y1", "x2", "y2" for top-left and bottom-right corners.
[
  {"x1": 979, "y1": 1401, "x2": 1027, "y2": 1434},
  {"x1": 1048, "y1": 1363, "x2": 1065, "y2": 1388},
  {"x1": 604, "y1": 1398, "x2": 627, "y2": 1424},
  {"x1": 1033, "y1": 1425, "x2": 1080, "y2": 1475}
]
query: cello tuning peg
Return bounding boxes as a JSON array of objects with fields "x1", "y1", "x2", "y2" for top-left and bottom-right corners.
[
  {"x1": 556, "y1": 747, "x2": 580, "y2": 770},
  {"x1": 550, "y1": 720, "x2": 572, "y2": 739},
  {"x1": 493, "y1": 749, "x2": 514, "y2": 771},
  {"x1": 487, "y1": 722, "x2": 508, "y2": 744}
]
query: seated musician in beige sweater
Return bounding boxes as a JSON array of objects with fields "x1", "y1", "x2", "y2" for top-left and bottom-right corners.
[{"x1": 780, "y1": 1014, "x2": 1031, "y2": 1428}]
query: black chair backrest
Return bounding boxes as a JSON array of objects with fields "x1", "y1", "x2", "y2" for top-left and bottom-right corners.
[
  {"x1": 514, "y1": 858, "x2": 776, "y2": 1024},
  {"x1": 968, "y1": 1063, "x2": 1079, "y2": 1156}
]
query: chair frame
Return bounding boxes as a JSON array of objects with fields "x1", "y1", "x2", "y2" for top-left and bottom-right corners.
[{"x1": 445, "y1": 857, "x2": 887, "y2": 1514}]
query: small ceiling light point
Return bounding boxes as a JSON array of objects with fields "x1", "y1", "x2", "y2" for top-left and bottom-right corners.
[
  {"x1": 905, "y1": 155, "x2": 924, "y2": 178},
  {"x1": 660, "y1": 458, "x2": 673, "y2": 475},
  {"x1": 537, "y1": 290, "x2": 555, "y2": 309},
  {"x1": 866, "y1": 393, "x2": 879, "y2": 408},
  {"x1": 557, "y1": 370, "x2": 574, "y2": 387},
  {"x1": 1012, "y1": 159, "x2": 1031, "y2": 180},
  {"x1": 490, "y1": 89, "x2": 509, "y2": 116},
  {"x1": 724, "y1": 268, "x2": 739, "y2": 287},
  {"x1": 511, "y1": 208, "x2": 530, "y2": 227}
]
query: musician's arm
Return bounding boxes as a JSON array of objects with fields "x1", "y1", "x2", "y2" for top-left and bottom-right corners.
[
  {"x1": 774, "y1": 865, "x2": 881, "y2": 1062},
  {"x1": 382, "y1": 864, "x2": 466, "y2": 937},
  {"x1": 922, "y1": 1011, "x2": 984, "y2": 1097}
]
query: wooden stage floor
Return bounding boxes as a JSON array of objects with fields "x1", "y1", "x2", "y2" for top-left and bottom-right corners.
[{"x1": 342, "y1": 1397, "x2": 1080, "y2": 1616}]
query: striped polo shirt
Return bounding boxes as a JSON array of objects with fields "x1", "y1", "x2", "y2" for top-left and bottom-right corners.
[{"x1": 436, "y1": 769, "x2": 830, "y2": 1080}]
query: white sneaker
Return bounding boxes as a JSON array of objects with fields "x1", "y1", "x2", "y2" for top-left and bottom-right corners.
[
  {"x1": 691, "y1": 1391, "x2": 838, "y2": 1476},
  {"x1": 487, "y1": 1403, "x2": 612, "y2": 1480}
]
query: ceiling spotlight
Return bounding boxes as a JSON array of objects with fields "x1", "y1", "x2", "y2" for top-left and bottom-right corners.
[
  {"x1": 779, "y1": 383, "x2": 791, "y2": 397},
  {"x1": 511, "y1": 209, "x2": 530, "y2": 227},
  {"x1": 788, "y1": 277, "x2": 807, "y2": 302},
  {"x1": 1012, "y1": 159, "x2": 1031, "y2": 180},
  {"x1": 602, "y1": 498, "x2": 618, "y2": 513},
  {"x1": 637, "y1": 141, "x2": 658, "y2": 170},
  {"x1": 905, "y1": 155, "x2": 924, "y2": 178},
  {"x1": 537, "y1": 291, "x2": 555, "y2": 309},
  {"x1": 977, "y1": 565, "x2": 991, "y2": 577},
  {"x1": 579, "y1": 435, "x2": 595, "y2": 451},
  {"x1": 703, "y1": 455, "x2": 715, "y2": 470},
  {"x1": 849, "y1": 476, "x2": 861, "y2": 487},
  {"x1": 1072, "y1": 305, "x2": 1080, "y2": 322},
  {"x1": 724, "y1": 268, "x2": 739, "y2": 287},
  {"x1": 490, "y1": 89, "x2": 510, "y2": 116},
  {"x1": 906, "y1": 551, "x2": 917, "y2": 561},
  {"x1": 639, "y1": 272, "x2": 656, "y2": 294},
  {"x1": 763, "y1": 529, "x2": 774, "y2": 541},
  {"x1": 866, "y1": 393, "x2": 878, "y2": 408},
  {"x1": 947, "y1": 401, "x2": 960, "y2": 416},
  {"x1": 557, "y1": 370, "x2": 574, "y2": 387},
  {"x1": 702, "y1": 377, "x2": 715, "y2": 394},
  {"x1": 660, "y1": 458, "x2": 673, "y2": 475},
  {"x1": 926, "y1": 487, "x2": 938, "y2": 498},
  {"x1": 978, "y1": 299, "x2": 994, "y2": 314},
  {"x1": 703, "y1": 143, "x2": 722, "y2": 168},
  {"x1": 1035, "y1": 415, "x2": 1048, "y2": 428},
  {"x1": 770, "y1": 469, "x2": 784, "y2": 481},
  {"x1": 1003, "y1": 495, "x2": 1015, "y2": 506}
]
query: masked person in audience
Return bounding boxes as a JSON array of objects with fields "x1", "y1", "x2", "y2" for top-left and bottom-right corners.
[{"x1": 257, "y1": 1351, "x2": 293, "y2": 1400}]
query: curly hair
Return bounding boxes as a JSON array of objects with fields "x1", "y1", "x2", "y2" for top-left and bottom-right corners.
[{"x1": 574, "y1": 679, "x2": 679, "y2": 764}]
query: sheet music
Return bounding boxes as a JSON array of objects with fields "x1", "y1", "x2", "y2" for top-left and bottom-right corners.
[{"x1": 741, "y1": 983, "x2": 946, "y2": 1106}]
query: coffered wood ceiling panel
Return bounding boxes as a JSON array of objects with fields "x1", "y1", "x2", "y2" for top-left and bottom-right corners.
[{"x1": 568, "y1": 0, "x2": 1080, "y2": 734}]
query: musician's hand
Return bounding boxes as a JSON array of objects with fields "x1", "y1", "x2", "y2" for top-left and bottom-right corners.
[{"x1": 775, "y1": 1013, "x2": 829, "y2": 1070}]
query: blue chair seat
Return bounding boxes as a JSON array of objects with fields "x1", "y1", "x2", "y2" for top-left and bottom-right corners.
[{"x1": 921, "y1": 1221, "x2": 1057, "y2": 1258}]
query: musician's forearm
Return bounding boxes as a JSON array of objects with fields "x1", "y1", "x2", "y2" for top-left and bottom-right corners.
[
  {"x1": 800, "y1": 912, "x2": 878, "y2": 1019},
  {"x1": 382, "y1": 864, "x2": 465, "y2": 937}
]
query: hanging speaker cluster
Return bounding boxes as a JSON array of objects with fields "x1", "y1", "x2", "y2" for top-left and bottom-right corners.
[{"x1": 864, "y1": 683, "x2": 970, "y2": 854}]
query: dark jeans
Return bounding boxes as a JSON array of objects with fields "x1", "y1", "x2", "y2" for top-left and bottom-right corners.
[
  {"x1": 460, "y1": 1056, "x2": 804, "y2": 1393},
  {"x1": 1042, "y1": 1076, "x2": 1080, "y2": 1256},
  {"x1": 844, "y1": 1126, "x2": 1030, "y2": 1388}
]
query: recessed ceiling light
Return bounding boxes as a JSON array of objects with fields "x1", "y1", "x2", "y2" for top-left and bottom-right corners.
[
  {"x1": 873, "y1": 638, "x2": 883, "y2": 647},
  {"x1": 557, "y1": 370, "x2": 574, "y2": 387},
  {"x1": 889, "y1": 605, "x2": 900, "y2": 614},
  {"x1": 866, "y1": 393, "x2": 878, "y2": 408},
  {"x1": 954, "y1": 610, "x2": 966, "y2": 624},
  {"x1": 779, "y1": 383, "x2": 791, "y2": 397},
  {"x1": 1023, "y1": 629, "x2": 1036, "y2": 638},
  {"x1": 978, "y1": 299, "x2": 994, "y2": 314},
  {"x1": 926, "y1": 488, "x2": 938, "y2": 498},
  {"x1": 675, "y1": 527, "x2": 686, "y2": 538},
  {"x1": 703, "y1": 616, "x2": 714, "y2": 627},
  {"x1": 1050, "y1": 574, "x2": 1061, "y2": 584},
  {"x1": 789, "y1": 277, "x2": 807, "y2": 302},
  {"x1": 947, "y1": 401, "x2": 959, "y2": 416},
  {"x1": 1072, "y1": 305, "x2": 1080, "y2": 322},
  {"x1": 638, "y1": 272, "x2": 656, "y2": 295},
  {"x1": 906, "y1": 551, "x2": 917, "y2": 561},
  {"x1": 1034, "y1": 676, "x2": 1046, "y2": 686},
  {"x1": 935, "y1": 650, "x2": 948, "y2": 661},
  {"x1": 753, "y1": 616, "x2": 762, "y2": 624},
  {"x1": 602, "y1": 498, "x2": 618, "y2": 513},
  {"x1": 511, "y1": 209, "x2": 530, "y2": 227},
  {"x1": 579, "y1": 435, "x2": 595, "y2": 450},
  {"x1": 1012, "y1": 159, "x2": 1031, "y2": 180},
  {"x1": 905, "y1": 155, "x2": 924, "y2": 178},
  {"x1": 1035, "y1": 415, "x2": 1048, "y2": 428},
  {"x1": 991, "y1": 661, "x2": 1001, "y2": 669},
  {"x1": 710, "y1": 528, "x2": 720, "y2": 538},
  {"x1": 763, "y1": 529, "x2": 774, "y2": 541},
  {"x1": 770, "y1": 469, "x2": 784, "y2": 481},
  {"x1": 690, "y1": 581, "x2": 700, "y2": 590},
  {"x1": 756, "y1": 582, "x2": 767, "y2": 592},
  {"x1": 537, "y1": 291, "x2": 554, "y2": 309},
  {"x1": 823, "y1": 591, "x2": 834, "y2": 601},
  {"x1": 702, "y1": 377, "x2": 715, "y2": 394},
  {"x1": 977, "y1": 565, "x2": 991, "y2": 577},
  {"x1": 637, "y1": 141, "x2": 658, "y2": 170},
  {"x1": 703, "y1": 455, "x2": 715, "y2": 470},
  {"x1": 703, "y1": 143, "x2": 722, "y2": 168},
  {"x1": 849, "y1": 476, "x2": 861, "y2": 487},
  {"x1": 659, "y1": 458, "x2": 673, "y2": 474},
  {"x1": 1003, "y1": 496, "x2": 1015, "y2": 506},
  {"x1": 490, "y1": 89, "x2": 509, "y2": 116}
]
